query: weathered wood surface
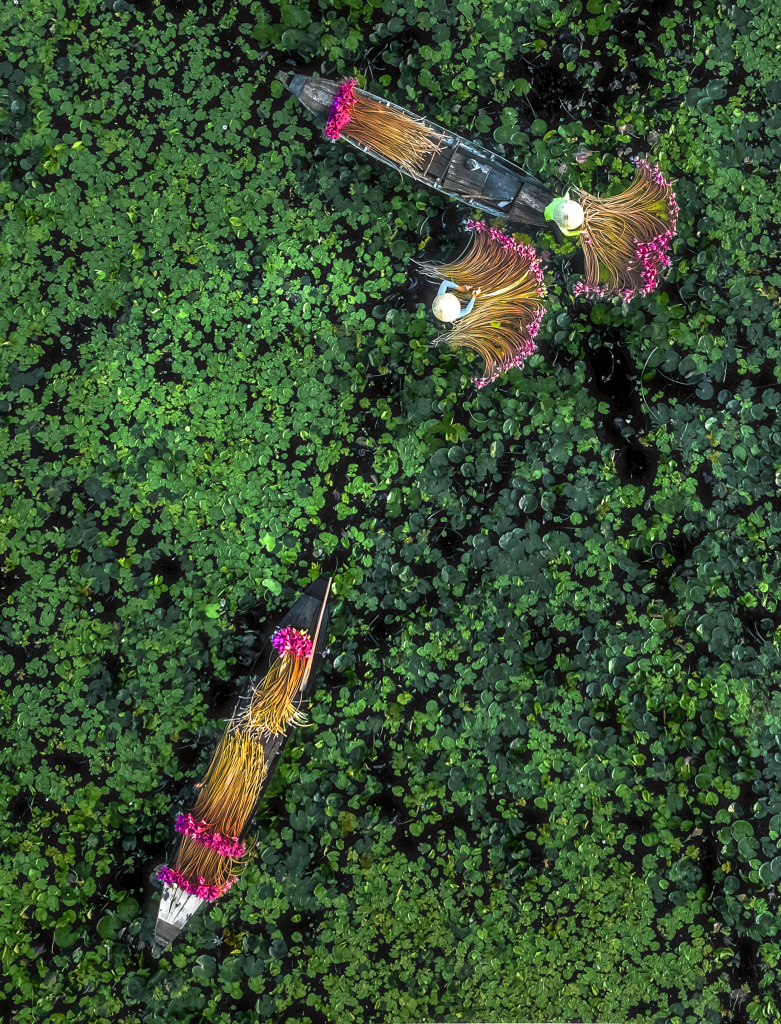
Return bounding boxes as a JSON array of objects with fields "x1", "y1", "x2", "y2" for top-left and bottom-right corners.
[
  {"x1": 278, "y1": 72, "x2": 554, "y2": 228},
  {"x1": 151, "y1": 577, "x2": 332, "y2": 958}
]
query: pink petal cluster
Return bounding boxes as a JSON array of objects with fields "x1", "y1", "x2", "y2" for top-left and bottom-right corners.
[
  {"x1": 573, "y1": 279, "x2": 608, "y2": 299},
  {"x1": 175, "y1": 814, "x2": 245, "y2": 858},
  {"x1": 634, "y1": 230, "x2": 676, "y2": 296},
  {"x1": 272, "y1": 626, "x2": 313, "y2": 660},
  {"x1": 475, "y1": 308, "x2": 544, "y2": 388},
  {"x1": 158, "y1": 865, "x2": 237, "y2": 902},
  {"x1": 325, "y1": 78, "x2": 357, "y2": 141},
  {"x1": 466, "y1": 221, "x2": 546, "y2": 293}
]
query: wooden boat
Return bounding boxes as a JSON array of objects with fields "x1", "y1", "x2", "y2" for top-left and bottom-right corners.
[
  {"x1": 150, "y1": 577, "x2": 332, "y2": 958},
  {"x1": 277, "y1": 72, "x2": 555, "y2": 229}
]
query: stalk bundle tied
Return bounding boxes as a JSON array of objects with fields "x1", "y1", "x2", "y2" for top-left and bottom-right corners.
[
  {"x1": 325, "y1": 78, "x2": 446, "y2": 177},
  {"x1": 573, "y1": 157, "x2": 679, "y2": 300},
  {"x1": 418, "y1": 222, "x2": 547, "y2": 387}
]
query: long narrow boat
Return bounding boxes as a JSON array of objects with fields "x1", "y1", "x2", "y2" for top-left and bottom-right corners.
[
  {"x1": 150, "y1": 577, "x2": 332, "y2": 958},
  {"x1": 277, "y1": 72, "x2": 555, "y2": 229}
]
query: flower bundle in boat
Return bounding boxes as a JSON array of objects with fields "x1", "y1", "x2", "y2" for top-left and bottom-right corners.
[
  {"x1": 151, "y1": 577, "x2": 331, "y2": 958},
  {"x1": 277, "y1": 71, "x2": 555, "y2": 229}
]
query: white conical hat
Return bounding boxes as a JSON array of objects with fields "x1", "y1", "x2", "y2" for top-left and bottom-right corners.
[
  {"x1": 432, "y1": 291, "x2": 462, "y2": 322},
  {"x1": 555, "y1": 199, "x2": 584, "y2": 231}
]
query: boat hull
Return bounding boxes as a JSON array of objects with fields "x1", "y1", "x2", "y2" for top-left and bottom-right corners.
[
  {"x1": 278, "y1": 73, "x2": 553, "y2": 228},
  {"x1": 150, "y1": 577, "x2": 332, "y2": 958}
]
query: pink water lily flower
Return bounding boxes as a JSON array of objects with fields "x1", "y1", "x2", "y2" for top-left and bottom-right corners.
[
  {"x1": 175, "y1": 814, "x2": 246, "y2": 858},
  {"x1": 158, "y1": 865, "x2": 237, "y2": 902},
  {"x1": 272, "y1": 626, "x2": 313, "y2": 660}
]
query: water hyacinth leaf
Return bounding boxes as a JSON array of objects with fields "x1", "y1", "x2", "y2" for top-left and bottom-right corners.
[
  {"x1": 244, "y1": 956, "x2": 265, "y2": 978},
  {"x1": 53, "y1": 926, "x2": 78, "y2": 948},
  {"x1": 738, "y1": 837, "x2": 757, "y2": 859},
  {"x1": 116, "y1": 897, "x2": 140, "y2": 921},
  {"x1": 281, "y1": 29, "x2": 305, "y2": 48},
  {"x1": 291, "y1": 809, "x2": 309, "y2": 830},
  {"x1": 193, "y1": 955, "x2": 217, "y2": 981},
  {"x1": 731, "y1": 821, "x2": 754, "y2": 839},
  {"x1": 97, "y1": 914, "x2": 122, "y2": 940},
  {"x1": 269, "y1": 938, "x2": 288, "y2": 960},
  {"x1": 535, "y1": 640, "x2": 551, "y2": 659},
  {"x1": 125, "y1": 976, "x2": 149, "y2": 1003}
]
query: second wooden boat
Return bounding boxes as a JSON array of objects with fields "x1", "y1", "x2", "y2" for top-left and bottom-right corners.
[{"x1": 150, "y1": 577, "x2": 332, "y2": 958}]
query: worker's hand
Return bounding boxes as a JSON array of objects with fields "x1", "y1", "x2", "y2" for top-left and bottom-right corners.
[{"x1": 473, "y1": 287, "x2": 482, "y2": 297}]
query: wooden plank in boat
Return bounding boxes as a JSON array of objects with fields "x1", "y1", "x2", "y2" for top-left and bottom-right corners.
[
  {"x1": 508, "y1": 180, "x2": 551, "y2": 226},
  {"x1": 299, "y1": 78, "x2": 339, "y2": 120},
  {"x1": 442, "y1": 151, "x2": 492, "y2": 193},
  {"x1": 422, "y1": 147, "x2": 453, "y2": 182}
]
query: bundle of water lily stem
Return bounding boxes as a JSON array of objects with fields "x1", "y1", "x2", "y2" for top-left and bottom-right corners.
[
  {"x1": 157, "y1": 626, "x2": 313, "y2": 901},
  {"x1": 418, "y1": 221, "x2": 548, "y2": 387},
  {"x1": 324, "y1": 77, "x2": 446, "y2": 176},
  {"x1": 572, "y1": 157, "x2": 679, "y2": 300}
]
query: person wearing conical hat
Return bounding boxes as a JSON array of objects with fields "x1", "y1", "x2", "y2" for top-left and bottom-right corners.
[
  {"x1": 431, "y1": 281, "x2": 482, "y2": 323},
  {"x1": 419, "y1": 222, "x2": 547, "y2": 387},
  {"x1": 544, "y1": 192, "x2": 586, "y2": 237}
]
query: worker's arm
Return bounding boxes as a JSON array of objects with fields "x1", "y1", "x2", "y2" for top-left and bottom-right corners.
[
  {"x1": 437, "y1": 279, "x2": 458, "y2": 296},
  {"x1": 457, "y1": 295, "x2": 476, "y2": 318}
]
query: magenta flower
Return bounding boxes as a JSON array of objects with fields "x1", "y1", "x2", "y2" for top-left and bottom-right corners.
[
  {"x1": 574, "y1": 146, "x2": 593, "y2": 164},
  {"x1": 634, "y1": 230, "x2": 675, "y2": 296},
  {"x1": 325, "y1": 79, "x2": 357, "y2": 141},
  {"x1": 175, "y1": 814, "x2": 246, "y2": 858},
  {"x1": 272, "y1": 626, "x2": 313, "y2": 660},
  {"x1": 158, "y1": 865, "x2": 237, "y2": 902}
]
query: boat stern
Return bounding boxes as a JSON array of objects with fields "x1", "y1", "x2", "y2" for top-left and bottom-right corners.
[
  {"x1": 275, "y1": 72, "x2": 338, "y2": 127},
  {"x1": 151, "y1": 883, "x2": 204, "y2": 959}
]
